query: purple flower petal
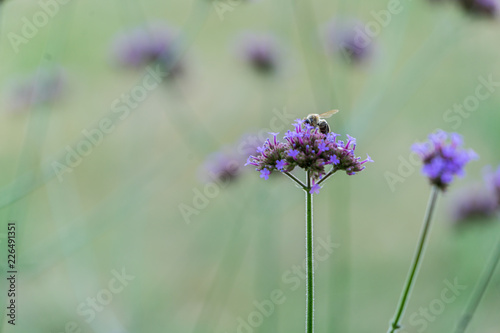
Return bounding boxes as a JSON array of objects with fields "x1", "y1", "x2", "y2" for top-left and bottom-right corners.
[
  {"x1": 276, "y1": 159, "x2": 287, "y2": 171},
  {"x1": 260, "y1": 168, "x2": 271, "y2": 180},
  {"x1": 309, "y1": 182, "x2": 321, "y2": 194}
]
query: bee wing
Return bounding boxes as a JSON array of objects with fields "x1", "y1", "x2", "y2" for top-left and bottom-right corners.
[{"x1": 318, "y1": 110, "x2": 339, "y2": 118}]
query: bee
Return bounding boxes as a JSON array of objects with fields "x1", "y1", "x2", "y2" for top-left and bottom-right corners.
[{"x1": 303, "y1": 110, "x2": 339, "y2": 135}]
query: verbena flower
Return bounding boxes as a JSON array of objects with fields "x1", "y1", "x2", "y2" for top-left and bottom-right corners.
[
  {"x1": 6, "y1": 67, "x2": 66, "y2": 112},
  {"x1": 457, "y1": 0, "x2": 498, "y2": 17},
  {"x1": 111, "y1": 22, "x2": 183, "y2": 77},
  {"x1": 324, "y1": 19, "x2": 373, "y2": 64},
  {"x1": 484, "y1": 165, "x2": 500, "y2": 205},
  {"x1": 450, "y1": 186, "x2": 498, "y2": 225},
  {"x1": 246, "y1": 119, "x2": 372, "y2": 190},
  {"x1": 237, "y1": 33, "x2": 280, "y2": 74},
  {"x1": 412, "y1": 130, "x2": 477, "y2": 191},
  {"x1": 244, "y1": 118, "x2": 371, "y2": 332}
]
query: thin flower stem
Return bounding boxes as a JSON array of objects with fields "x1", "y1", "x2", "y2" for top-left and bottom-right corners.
[
  {"x1": 454, "y1": 235, "x2": 500, "y2": 333},
  {"x1": 305, "y1": 171, "x2": 314, "y2": 333},
  {"x1": 284, "y1": 171, "x2": 308, "y2": 190},
  {"x1": 387, "y1": 186, "x2": 440, "y2": 333},
  {"x1": 316, "y1": 167, "x2": 337, "y2": 186}
]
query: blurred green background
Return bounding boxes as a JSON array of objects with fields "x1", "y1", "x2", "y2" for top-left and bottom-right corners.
[{"x1": 0, "y1": 0, "x2": 499, "y2": 332}]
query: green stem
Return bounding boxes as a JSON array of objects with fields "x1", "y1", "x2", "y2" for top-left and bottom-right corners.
[
  {"x1": 317, "y1": 167, "x2": 337, "y2": 186},
  {"x1": 387, "y1": 186, "x2": 439, "y2": 333},
  {"x1": 305, "y1": 171, "x2": 314, "y2": 333},
  {"x1": 454, "y1": 234, "x2": 500, "y2": 333},
  {"x1": 284, "y1": 171, "x2": 307, "y2": 190}
]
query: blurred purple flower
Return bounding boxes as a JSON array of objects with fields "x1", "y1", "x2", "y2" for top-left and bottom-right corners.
[
  {"x1": 200, "y1": 132, "x2": 278, "y2": 185},
  {"x1": 6, "y1": 66, "x2": 67, "y2": 112},
  {"x1": 324, "y1": 18, "x2": 373, "y2": 64},
  {"x1": 484, "y1": 165, "x2": 500, "y2": 205},
  {"x1": 450, "y1": 186, "x2": 498, "y2": 225},
  {"x1": 412, "y1": 130, "x2": 477, "y2": 191},
  {"x1": 111, "y1": 22, "x2": 183, "y2": 78},
  {"x1": 201, "y1": 150, "x2": 241, "y2": 184},
  {"x1": 237, "y1": 33, "x2": 280, "y2": 74},
  {"x1": 236, "y1": 133, "x2": 265, "y2": 159},
  {"x1": 246, "y1": 120, "x2": 372, "y2": 185},
  {"x1": 457, "y1": 0, "x2": 498, "y2": 17}
]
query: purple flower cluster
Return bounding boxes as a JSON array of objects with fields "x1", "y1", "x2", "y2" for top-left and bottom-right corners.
[
  {"x1": 237, "y1": 33, "x2": 280, "y2": 74},
  {"x1": 246, "y1": 120, "x2": 372, "y2": 185},
  {"x1": 111, "y1": 23, "x2": 183, "y2": 77},
  {"x1": 457, "y1": 0, "x2": 498, "y2": 17},
  {"x1": 7, "y1": 66, "x2": 67, "y2": 112},
  {"x1": 412, "y1": 130, "x2": 477, "y2": 191}
]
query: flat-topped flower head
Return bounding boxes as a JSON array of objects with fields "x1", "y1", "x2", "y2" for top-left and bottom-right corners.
[
  {"x1": 112, "y1": 22, "x2": 183, "y2": 78},
  {"x1": 246, "y1": 120, "x2": 372, "y2": 188},
  {"x1": 237, "y1": 33, "x2": 280, "y2": 74},
  {"x1": 457, "y1": 0, "x2": 498, "y2": 17},
  {"x1": 450, "y1": 186, "x2": 498, "y2": 225},
  {"x1": 412, "y1": 130, "x2": 477, "y2": 191}
]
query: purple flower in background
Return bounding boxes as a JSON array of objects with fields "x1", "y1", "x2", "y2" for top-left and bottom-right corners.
[
  {"x1": 484, "y1": 165, "x2": 500, "y2": 205},
  {"x1": 450, "y1": 185, "x2": 498, "y2": 225},
  {"x1": 412, "y1": 130, "x2": 477, "y2": 191},
  {"x1": 324, "y1": 18, "x2": 373, "y2": 64},
  {"x1": 457, "y1": 0, "x2": 498, "y2": 17},
  {"x1": 237, "y1": 133, "x2": 266, "y2": 158},
  {"x1": 111, "y1": 22, "x2": 183, "y2": 78},
  {"x1": 237, "y1": 33, "x2": 280, "y2": 74},
  {"x1": 201, "y1": 150, "x2": 241, "y2": 184},
  {"x1": 201, "y1": 132, "x2": 284, "y2": 186},
  {"x1": 246, "y1": 120, "x2": 372, "y2": 183},
  {"x1": 6, "y1": 66, "x2": 67, "y2": 112}
]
